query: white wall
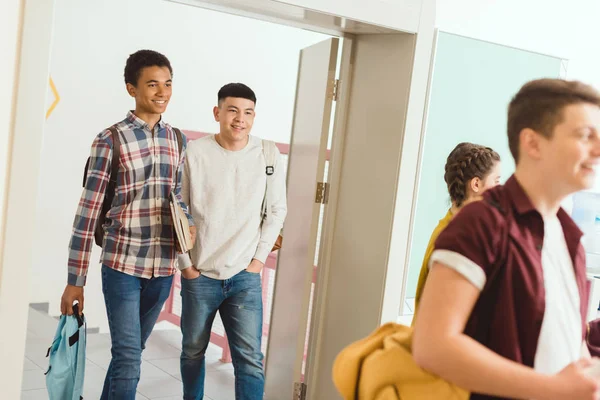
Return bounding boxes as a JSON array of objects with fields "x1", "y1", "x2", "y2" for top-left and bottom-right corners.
[
  {"x1": 34, "y1": 0, "x2": 328, "y2": 331},
  {"x1": 437, "y1": 0, "x2": 600, "y2": 88},
  {"x1": 435, "y1": 3, "x2": 600, "y2": 195}
]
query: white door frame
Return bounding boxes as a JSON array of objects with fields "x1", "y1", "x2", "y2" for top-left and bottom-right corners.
[
  {"x1": 263, "y1": 37, "x2": 339, "y2": 399},
  {"x1": 303, "y1": 35, "x2": 353, "y2": 397}
]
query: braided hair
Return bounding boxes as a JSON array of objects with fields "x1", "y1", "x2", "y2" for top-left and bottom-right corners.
[{"x1": 444, "y1": 143, "x2": 501, "y2": 207}]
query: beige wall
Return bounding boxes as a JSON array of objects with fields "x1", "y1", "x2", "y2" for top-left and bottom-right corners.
[
  {"x1": 0, "y1": 0, "x2": 55, "y2": 396},
  {"x1": 0, "y1": 0, "x2": 24, "y2": 289},
  {"x1": 0, "y1": 0, "x2": 25, "y2": 392}
]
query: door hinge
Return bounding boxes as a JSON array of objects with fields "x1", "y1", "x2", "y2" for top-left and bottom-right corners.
[
  {"x1": 329, "y1": 79, "x2": 340, "y2": 101},
  {"x1": 315, "y1": 182, "x2": 330, "y2": 204},
  {"x1": 293, "y1": 382, "x2": 307, "y2": 400}
]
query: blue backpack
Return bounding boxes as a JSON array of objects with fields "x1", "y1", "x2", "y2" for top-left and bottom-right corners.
[{"x1": 45, "y1": 303, "x2": 86, "y2": 400}]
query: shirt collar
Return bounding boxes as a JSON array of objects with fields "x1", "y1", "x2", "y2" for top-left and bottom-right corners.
[
  {"x1": 505, "y1": 175, "x2": 536, "y2": 215},
  {"x1": 505, "y1": 174, "x2": 583, "y2": 239},
  {"x1": 126, "y1": 111, "x2": 166, "y2": 130}
]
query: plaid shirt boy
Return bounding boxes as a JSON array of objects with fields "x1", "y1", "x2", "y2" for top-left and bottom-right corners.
[{"x1": 68, "y1": 111, "x2": 193, "y2": 286}]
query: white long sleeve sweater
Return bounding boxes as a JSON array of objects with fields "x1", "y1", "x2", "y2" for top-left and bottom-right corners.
[{"x1": 177, "y1": 134, "x2": 287, "y2": 280}]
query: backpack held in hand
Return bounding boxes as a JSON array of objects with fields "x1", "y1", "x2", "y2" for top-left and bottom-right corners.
[
  {"x1": 261, "y1": 139, "x2": 283, "y2": 252},
  {"x1": 45, "y1": 303, "x2": 86, "y2": 400},
  {"x1": 82, "y1": 126, "x2": 183, "y2": 247}
]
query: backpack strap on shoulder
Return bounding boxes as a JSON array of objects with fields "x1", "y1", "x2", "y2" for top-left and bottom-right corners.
[
  {"x1": 81, "y1": 125, "x2": 120, "y2": 247},
  {"x1": 107, "y1": 126, "x2": 120, "y2": 183},
  {"x1": 262, "y1": 139, "x2": 276, "y2": 176},
  {"x1": 173, "y1": 127, "x2": 183, "y2": 157},
  {"x1": 172, "y1": 128, "x2": 184, "y2": 189},
  {"x1": 82, "y1": 158, "x2": 90, "y2": 187},
  {"x1": 261, "y1": 140, "x2": 277, "y2": 221},
  {"x1": 83, "y1": 126, "x2": 120, "y2": 188}
]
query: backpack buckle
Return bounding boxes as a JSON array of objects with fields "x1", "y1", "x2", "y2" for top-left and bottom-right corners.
[{"x1": 266, "y1": 166, "x2": 274, "y2": 176}]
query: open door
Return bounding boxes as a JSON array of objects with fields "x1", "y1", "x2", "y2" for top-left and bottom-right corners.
[{"x1": 263, "y1": 37, "x2": 339, "y2": 400}]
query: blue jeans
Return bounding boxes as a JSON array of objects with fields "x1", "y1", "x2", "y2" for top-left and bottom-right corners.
[
  {"x1": 180, "y1": 270, "x2": 264, "y2": 400},
  {"x1": 100, "y1": 265, "x2": 174, "y2": 400}
]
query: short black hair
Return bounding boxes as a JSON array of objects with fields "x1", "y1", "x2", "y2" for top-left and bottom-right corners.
[
  {"x1": 124, "y1": 50, "x2": 173, "y2": 87},
  {"x1": 218, "y1": 83, "x2": 257, "y2": 105}
]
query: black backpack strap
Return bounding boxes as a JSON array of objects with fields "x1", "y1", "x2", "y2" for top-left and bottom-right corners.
[
  {"x1": 83, "y1": 126, "x2": 120, "y2": 187},
  {"x1": 172, "y1": 128, "x2": 184, "y2": 188},
  {"x1": 172, "y1": 128, "x2": 183, "y2": 157},
  {"x1": 83, "y1": 158, "x2": 90, "y2": 187},
  {"x1": 107, "y1": 126, "x2": 120, "y2": 183},
  {"x1": 91, "y1": 126, "x2": 120, "y2": 247},
  {"x1": 68, "y1": 303, "x2": 85, "y2": 347}
]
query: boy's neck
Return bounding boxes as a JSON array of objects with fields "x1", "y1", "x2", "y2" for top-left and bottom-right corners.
[
  {"x1": 215, "y1": 133, "x2": 249, "y2": 152},
  {"x1": 513, "y1": 167, "x2": 564, "y2": 218},
  {"x1": 133, "y1": 109, "x2": 162, "y2": 131}
]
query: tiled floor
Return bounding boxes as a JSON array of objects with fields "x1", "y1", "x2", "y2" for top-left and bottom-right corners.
[{"x1": 22, "y1": 307, "x2": 235, "y2": 400}]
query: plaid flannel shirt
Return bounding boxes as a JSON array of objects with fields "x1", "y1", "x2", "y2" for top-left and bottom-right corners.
[{"x1": 67, "y1": 111, "x2": 194, "y2": 286}]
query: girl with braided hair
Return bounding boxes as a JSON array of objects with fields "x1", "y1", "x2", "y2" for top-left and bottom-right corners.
[{"x1": 413, "y1": 142, "x2": 501, "y2": 315}]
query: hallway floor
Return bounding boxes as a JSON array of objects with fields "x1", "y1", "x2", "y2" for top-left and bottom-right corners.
[{"x1": 21, "y1": 306, "x2": 235, "y2": 400}]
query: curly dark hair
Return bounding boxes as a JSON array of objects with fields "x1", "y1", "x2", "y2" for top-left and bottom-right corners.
[
  {"x1": 124, "y1": 50, "x2": 172, "y2": 86},
  {"x1": 444, "y1": 142, "x2": 501, "y2": 207}
]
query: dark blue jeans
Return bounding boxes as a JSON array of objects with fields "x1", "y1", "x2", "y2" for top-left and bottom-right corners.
[
  {"x1": 100, "y1": 265, "x2": 174, "y2": 400},
  {"x1": 180, "y1": 270, "x2": 264, "y2": 400}
]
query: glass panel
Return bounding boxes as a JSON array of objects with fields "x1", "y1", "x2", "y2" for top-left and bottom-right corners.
[{"x1": 403, "y1": 32, "x2": 564, "y2": 316}]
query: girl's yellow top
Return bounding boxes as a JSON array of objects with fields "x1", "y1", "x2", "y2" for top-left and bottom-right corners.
[{"x1": 412, "y1": 209, "x2": 454, "y2": 322}]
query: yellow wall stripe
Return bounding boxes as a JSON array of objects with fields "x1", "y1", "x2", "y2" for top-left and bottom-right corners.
[{"x1": 46, "y1": 76, "x2": 60, "y2": 119}]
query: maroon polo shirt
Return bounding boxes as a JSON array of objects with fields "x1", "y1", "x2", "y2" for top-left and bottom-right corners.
[{"x1": 434, "y1": 175, "x2": 589, "y2": 400}]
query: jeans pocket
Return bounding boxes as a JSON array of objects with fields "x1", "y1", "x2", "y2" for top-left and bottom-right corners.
[
  {"x1": 181, "y1": 274, "x2": 202, "y2": 282},
  {"x1": 181, "y1": 274, "x2": 204, "y2": 296},
  {"x1": 243, "y1": 269, "x2": 261, "y2": 275},
  {"x1": 180, "y1": 268, "x2": 202, "y2": 282}
]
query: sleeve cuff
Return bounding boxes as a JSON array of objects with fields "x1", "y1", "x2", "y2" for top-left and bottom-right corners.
[
  {"x1": 68, "y1": 273, "x2": 86, "y2": 287},
  {"x1": 177, "y1": 253, "x2": 193, "y2": 270},
  {"x1": 429, "y1": 249, "x2": 486, "y2": 290},
  {"x1": 254, "y1": 245, "x2": 271, "y2": 265}
]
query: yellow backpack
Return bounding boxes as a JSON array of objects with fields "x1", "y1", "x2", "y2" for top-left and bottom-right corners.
[{"x1": 332, "y1": 322, "x2": 469, "y2": 400}]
